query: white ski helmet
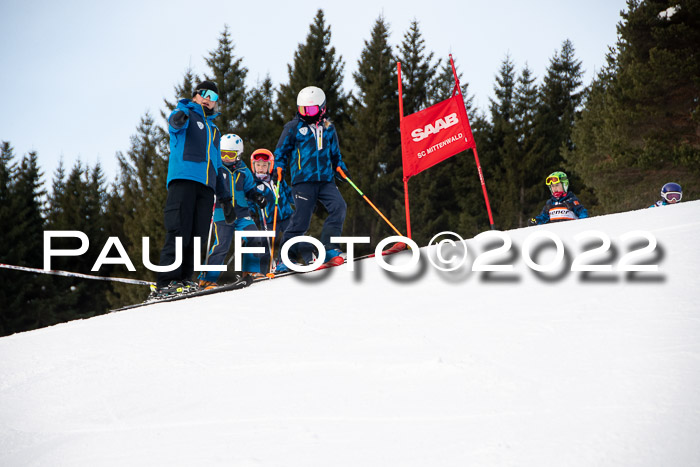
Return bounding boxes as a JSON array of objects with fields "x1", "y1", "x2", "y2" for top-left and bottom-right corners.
[
  {"x1": 221, "y1": 134, "x2": 244, "y2": 163},
  {"x1": 296, "y1": 86, "x2": 326, "y2": 123}
]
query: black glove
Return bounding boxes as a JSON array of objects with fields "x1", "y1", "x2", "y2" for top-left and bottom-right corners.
[
  {"x1": 527, "y1": 218, "x2": 538, "y2": 226},
  {"x1": 249, "y1": 191, "x2": 267, "y2": 209},
  {"x1": 169, "y1": 110, "x2": 188, "y2": 129},
  {"x1": 223, "y1": 200, "x2": 236, "y2": 224}
]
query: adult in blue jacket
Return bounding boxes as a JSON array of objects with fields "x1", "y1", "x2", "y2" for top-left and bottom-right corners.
[
  {"x1": 273, "y1": 86, "x2": 349, "y2": 270},
  {"x1": 528, "y1": 171, "x2": 589, "y2": 225},
  {"x1": 152, "y1": 81, "x2": 232, "y2": 297}
]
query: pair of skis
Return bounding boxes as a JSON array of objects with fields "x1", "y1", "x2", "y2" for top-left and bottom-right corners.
[{"x1": 110, "y1": 242, "x2": 407, "y2": 313}]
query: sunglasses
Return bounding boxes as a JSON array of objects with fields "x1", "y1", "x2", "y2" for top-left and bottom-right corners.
[
  {"x1": 298, "y1": 105, "x2": 321, "y2": 117},
  {"x1": 546, "y1": 175, "x2": 563, "y2": 185},
  {"x1": 665, "y1": 192, "x2": 682, "y2": 202},
  {"x1": 198, "y1": 89, "x2": 219, "y2": 102},
  {"x1": 221, "y1": 150, "x2": 239, "y2": 162}
]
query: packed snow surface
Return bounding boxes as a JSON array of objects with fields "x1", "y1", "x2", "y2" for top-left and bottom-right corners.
[{"x1": 1, "y1": 201, "x2": 699, "y2": 466}]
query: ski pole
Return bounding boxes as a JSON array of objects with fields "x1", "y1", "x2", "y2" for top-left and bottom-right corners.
[
  {"x1": 0, "y1": 263, "x2": 155, "y2": 286},
  {"x1": 258, "y1": 209, "x2": 273, "y2": 274},
  {"x1": 204, "y1": 201, "x2": 216, "y2": 263},
  {"x1": 267, "y1": 167, "x2": 283, "y2": 278},
  {"x1": 336, "y1": 167, "x2": 404, "y2": 237}
]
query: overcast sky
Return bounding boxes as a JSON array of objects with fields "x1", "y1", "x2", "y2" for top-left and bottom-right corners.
[{"x1": 1, "y1": 0, "x2": 627, "y2": 186}]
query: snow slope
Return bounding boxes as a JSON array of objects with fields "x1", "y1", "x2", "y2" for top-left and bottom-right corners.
[{"x1": 1, "y1": 202, "x2": 699, "y2": 466}]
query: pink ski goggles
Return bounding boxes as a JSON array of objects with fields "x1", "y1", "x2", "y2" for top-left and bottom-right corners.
[{"x1": 298, "y1": 105, "x2": 321, "y2": 117}]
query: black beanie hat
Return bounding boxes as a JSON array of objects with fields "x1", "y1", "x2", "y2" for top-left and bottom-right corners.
[{"x1": 194, "y1": 80, "x2": 219, "y2": 97}]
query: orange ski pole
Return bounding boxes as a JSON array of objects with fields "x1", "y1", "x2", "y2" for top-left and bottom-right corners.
[
  {"x1": 267, "y1": 167, "x2": 283, "y2": 278},
  {"x1": 336, "y1": 167, "x2": 404, "y2": 237}
]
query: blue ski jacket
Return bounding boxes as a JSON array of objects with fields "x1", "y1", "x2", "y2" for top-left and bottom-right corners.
[
  {"x1": 248, "y1": 175, "x2": 294, "y2": 226},
  {"x1": 167, "y1": 99, "x2": 227, "y2": 197},
  {"x1": 213, "y1": 160, "x2": 258, "y2": 223},
  {"x1": 648, "y1": 200, "x2": 670, "y2": 208},
  {"x1": 274, "y1": 116, "x2": 348, "y2": 186},
  {"x1": 533, "y1": 192, "x2": 589, "y2": 225}
]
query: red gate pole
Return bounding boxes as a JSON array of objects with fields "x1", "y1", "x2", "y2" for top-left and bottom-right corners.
[
  {"x1": 397, "y1": 61, "x2": 412, "y2": 238},
  {"x1": 449, "y1": 55, "x2": 496, "y2": 229}
]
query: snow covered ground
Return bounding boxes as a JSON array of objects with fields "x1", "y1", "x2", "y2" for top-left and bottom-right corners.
[{"x1": 1, "y1": 201, "x2": 699, "y2": 466}]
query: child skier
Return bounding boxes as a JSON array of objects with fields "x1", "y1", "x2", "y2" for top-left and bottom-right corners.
[
  {"x1": 649, "y1": 182, "x2": 682, "y2": 207},
  {"x1": 528, "y1": 171, "x2": 589, "y2": 225},
  {"x1": 247, "y1": 149, "x2": 294, "y2": 273},
  {"x1": 273, "y1": 86, "x2": 350, "y2": 272},
  {"x1": 198, "y1": 134, "x2": 268, "y2": 289}
]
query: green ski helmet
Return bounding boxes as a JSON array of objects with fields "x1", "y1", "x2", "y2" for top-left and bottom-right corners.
[{"x1": 545, "y1": 171, "x2": 569, "y2": 194}]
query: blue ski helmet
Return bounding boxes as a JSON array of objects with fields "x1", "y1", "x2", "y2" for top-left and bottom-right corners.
[{"x1": 661, "y1": 182, "x2": 682, "y2": 203}]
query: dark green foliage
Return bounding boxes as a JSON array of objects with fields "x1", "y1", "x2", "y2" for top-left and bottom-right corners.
[
  {"x1": 532, "y1": 40, "x2": 585, "y2": 184},
  {"x1": 566, "y1": 0, "x2": 700, "y2": 212},
  {"x1": 397, "y1": 20, "x2": 439, "y2": 115},
  {"x1": 512, "y1": 65, "x2": 543, "y2": 225},
  {"x1": 205, "y1": 24, "x2": 248, "y2": 135},
  {"x1": 0, "y1": 144, "x2": 54, "y2": 335},
  {"x1": 110, "y1": 112, "x2": 168, "y2": 306},
  {"x1": 277, "y1": 9, "x2": 348, "y2": 127},
  {"x1": 242, "y1": 76, "x2": 284, "y2": 153},
  {"x1": 274, "y1": 9, "x2": 348, "y2": 242},
  {"x1": 43, "y1": 159, "x2": 113, "y2": 328},
  {"x1": 396, "y1": 20, "x2": 441, "y2": 244},
  {"x1": 485, "y1": 55, "x2": 520, "y2": 229},
  {"x1": 341, "y1": 16, "x2": 402, "y2": 250}
]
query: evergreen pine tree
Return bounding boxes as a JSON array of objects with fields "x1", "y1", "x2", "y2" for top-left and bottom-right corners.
[
  {"x1": 486, "y1": 55, "x2": 520, "y2": 229},
  {"x1": 45, "y1": 160, "x2": 112, "y2": 323},
  {"x1": 204, "y1": 24, "x2": 248, "y2": 135},
  {"x1": 512, "y1": 64, "x2": 541, "y2": 225},
  {"x1": 397, "y1": 19, "x2": 439, "y2": 115},
  {"x1": 277, "y1": 9, "x2": 347, "y2": 127},
  {"x1": 111, "y1": 112, "x2": 168, "y2": 306},
  {"x1": 0, "y1": 142, "x2": 23, "y2": 335},
  {"x1": 242, "y1": 75, "x2": 284, "y2": 152},
  {"x1": 533, "y1": 40, "x2": 584, "y2": 177},
  {"x1": 342, "y1": 16, "x2": 402, "y2": 248},
  {"x1": 7, "y1": 151, "x2": 60, "y2": 334}
]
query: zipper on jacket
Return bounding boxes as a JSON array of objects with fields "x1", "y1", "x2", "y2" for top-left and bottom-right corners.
[{"x1": 201, "y1": 103, "x2": 216, "y2": 186}]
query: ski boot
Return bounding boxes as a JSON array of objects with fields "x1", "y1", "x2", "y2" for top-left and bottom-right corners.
[
  {"x1": 317, "y1": 248, "x2": 345, "y2": 270},
  {"x1": 148, "y1": 281, "x2": 188, "y2": 301}
]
